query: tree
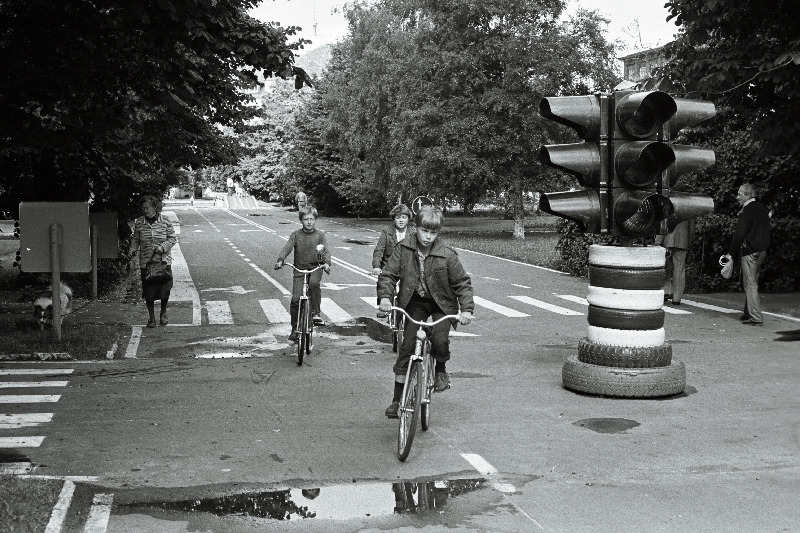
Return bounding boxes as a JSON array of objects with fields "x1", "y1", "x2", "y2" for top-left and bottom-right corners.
[{"x1": 0, "y1": 0, "x2": 310, "y2": 222}]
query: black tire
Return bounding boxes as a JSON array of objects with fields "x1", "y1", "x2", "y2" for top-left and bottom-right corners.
[
  {"x1": 587, "y1": 305, "x2": 665, "y2": 330},
  {"x1": 398, "y1": 361, "x2": 422, "y2": 461},
  {"x1": 577, "y1": 337, "x2": 672, "y2": 368},
  {"x1": 563, "y1": 354, "x2": 685, "y2": 397},
  {"x1": 307, "y1": 319, "x2": 314, "y2": 356},
  {"x1": 421, "y1": 350, "x2": 435, "y2": 431},
  {"x1": 588, "y1": 266, "x2": 665, "y2": 290},
  {"x1": 396, "y1": 314, "x2": 405, "y2": 353},
  {"x1": 392, "y1": 330, "x2": 398, "y2": 352},
  {"x1": 297, "y1": 303, "x2": 307, "y2": 366}
]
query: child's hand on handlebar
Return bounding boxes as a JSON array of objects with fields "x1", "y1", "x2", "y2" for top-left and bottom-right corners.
[
  {"x1": 379, "y1": 298, "x2": 393, "y2": 313},
  {"x1": 274, "y1": 259, "x2": 283, "y2": 270},
  {"x1": 459, "y1": 311, "x2": 472, "y2": 325},
  {"x1": 372, "y1": 267, "x2": 382, "y2": 276},
  {"x1": 323, "y1": 264, "x2": 331, "y2": 274}
]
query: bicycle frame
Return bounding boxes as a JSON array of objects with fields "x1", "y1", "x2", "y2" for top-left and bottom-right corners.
[{"x1": 282, "y1": 263, "x2": 325, "y2": 365}]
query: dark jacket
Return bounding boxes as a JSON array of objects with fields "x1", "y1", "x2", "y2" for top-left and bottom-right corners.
[
  {"x1": 372, "y1": 225, "x2": 415, "y2": 269},
  {"x1": 377, "y1": 236, "x2": 474, "y2": 319},
  {"x1": 729, "y1": 200, "x2": 771, "y2": 256}
]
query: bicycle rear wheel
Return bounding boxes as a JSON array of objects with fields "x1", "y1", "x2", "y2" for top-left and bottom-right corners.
[
  {"x1": 397, "y1": 361, "x2": 422, "y2": 461},
  {"x1": 395, "y1": 313, "x2": 405, "y2": 353},
  {"x1": 307, "y1": 317, "x2": 314, "y2": 355},
  {"x1": 297, "y1": 302, "x2": 308, "y2": 366},
  {"x1": 421, "y1": 348, "x2": 435, "y2": 431}
]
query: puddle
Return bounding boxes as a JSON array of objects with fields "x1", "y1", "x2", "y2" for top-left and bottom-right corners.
[
  {"x1": 119, "y1": 479, "x2": 486, "y2": 521},
  {"x1": 573, "y1": 418, "x2": 640, "y2": 433}
]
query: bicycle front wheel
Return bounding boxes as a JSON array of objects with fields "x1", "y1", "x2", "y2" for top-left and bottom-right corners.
[
  {"x1": 397, "y1": 361, "x2": 422, "y2": 462},
  {"x1": 396, "y1": 313, "x2": 405, "y2": 353},
  {"x1": 297, "y1": 302, "x2": 308, "y2": 366},
  {"x1": 421, "y1": 348, "x2": 435, "y2": 431}
]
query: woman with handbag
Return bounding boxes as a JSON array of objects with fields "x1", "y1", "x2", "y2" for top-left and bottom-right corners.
[{"x1": 128, "y1": 195, "x2": 177, "y2": 328}]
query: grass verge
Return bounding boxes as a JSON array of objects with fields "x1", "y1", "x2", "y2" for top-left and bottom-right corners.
[
  {"x1": 0, "y1": 320, "x2": 128, "y2": 360},
  {"x1": 0, "y1": 474, "x2": 63, "y2": 533}
]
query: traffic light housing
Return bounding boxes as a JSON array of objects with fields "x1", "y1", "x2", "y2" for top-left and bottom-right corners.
[{"x1": 539, "y1": 90, "x2": 716, "y2": 236}]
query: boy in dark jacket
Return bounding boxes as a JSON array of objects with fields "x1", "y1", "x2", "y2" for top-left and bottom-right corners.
[
  {"x1": 372, "y1": 203, "x2": 414, "y2": 318},
  {"x1": 274, "y1": 206, "x2": 331, "y2": 342},
  {"x1": 377, "y1": 206, "x2": 473, "y2": 418}
]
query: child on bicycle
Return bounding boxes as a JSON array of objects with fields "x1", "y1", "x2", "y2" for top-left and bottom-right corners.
[
  {"x1": 372, "y1": 203, "x2": 414, "y2": 318},
  {"x1": 274, "y1": 205, "x2": 331, "y2": 343},
  {"x1": 377, "y1": 205, "x2": 473, "y2": 418}
]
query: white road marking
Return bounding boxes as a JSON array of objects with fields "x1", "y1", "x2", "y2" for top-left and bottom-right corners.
[
  {"x1": 335, "y1": 246, "x2": 352, "y2": 250},
  {"x1": 201, "y1": 286, "x2": 255, "y2": 295},
  {"x1": 250, "y1": 263, "x2": 291, "y2": 296},
  {"x1": 44, "y1": 480, "x2": 75, "y2": 533},
  {"x1": 168, "y1": 243, "x2": 202, "y2": 325},
  {"x1": 681, "y1": 299, "x2": 739, "y2": 313},
  {"x1": 555, "y1": 293, "x2": 693, "y2": 314},
  {"x1": 0, "y1": 369, "x2": 73, "y2": 376},
  {"x1": 0, "y1": 395, "x2": 60, "y2": 403},
  {"x1": 360, "y1": 296, "x2": 378, "y2": 309},
  {"x1": 204, "y1": 300, "x2": 234, "y2": 325},
  {"x1": 473, "y1": 296, "x2": 530, "y2": 318},
  {"x1": 124, "y1": 326, "x2": 142, "y2": 359},
  {"x1": 456, "y1": 247, "x2": 566, "y2": 274},
  {"x1": 0, "y1": 436, "x2": 45, "y2": 447},
  {"x1": 259, "y1": 299, "x2": 291, "y2": 323},
  {"x1": 321, "y1": 298, "x2": 354, "y2": 323},
  {"x1": 0, "y1": 381, "x2": 68, "y2": 388},
  {"x1": 0, "y1": 413, "x2": 53, "y2": 428},
  {"x1": 83, "y1": 493, "x2": 114, "y2": 533},
  {"x1": 483, "y1": 277, "x2": 500, "y2": 281},
  {"x1": 763, "y1": 311, "x2": 800, "y2": 323},
  {"x1": 509, "y1": 295, "x2": 584, "y2": 316},
  {"x1": 461, "y1": 453, "x2": 497, "y2": 474},
  {"x1": 191, "y1": 208, "x2": 221, "y2": 232},
  {"x1": 512, "y1": 283, "x2": 531, "y2": 289},
  {"x1": 331, "y1": 256, "x2": 375, "y2": 280},
  {"x1": 661, "y1": 305, "x2": 693, "y2": 315},
  {"x1": 0, "y1": 462, "x2": 34, "y2": 474}
]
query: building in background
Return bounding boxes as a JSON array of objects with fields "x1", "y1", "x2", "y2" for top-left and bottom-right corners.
[{"x1": 620, "y1": 44, "x2": 669, "y2": 82}]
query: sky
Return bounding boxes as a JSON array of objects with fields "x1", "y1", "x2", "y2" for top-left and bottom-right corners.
[{"x1": 249, "y1": 0, "x2": 680, "y2": 57}]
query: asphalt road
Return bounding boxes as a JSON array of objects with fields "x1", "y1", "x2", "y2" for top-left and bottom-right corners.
[{"x1": 2, "y1": 202, "x2": 799, "y2": 532}]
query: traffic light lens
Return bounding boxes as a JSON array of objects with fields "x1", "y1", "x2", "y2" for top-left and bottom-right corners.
[
  {"x1": 616, "y1": 142, "x2": 676, "y2": 187},
  {"x1": 616, "y1": 92, "x2": 677, "y2": 139},
  {"x1": 615, "y1": 192, "x2": 674, "y2": 236}
]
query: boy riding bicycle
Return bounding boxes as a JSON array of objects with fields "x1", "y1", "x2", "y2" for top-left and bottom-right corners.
[
  {"x1": 372, "y1": 203, "x2": 415, "y2": 318},
  {"x1": 377, "y1": 206, "x2": 473, "y2": 418},
  {"x1": 274, "y1": 206, "x2": 331, "y2": 343}
]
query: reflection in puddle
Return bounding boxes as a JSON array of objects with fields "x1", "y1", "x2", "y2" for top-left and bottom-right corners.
[{"x1": 122, "y1": 479, "x2": 485, "y2": 521}]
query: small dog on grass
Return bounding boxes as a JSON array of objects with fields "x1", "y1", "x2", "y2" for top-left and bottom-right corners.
[{"x1": 33, "y1": 282, "x2": 73, "y2": 330}]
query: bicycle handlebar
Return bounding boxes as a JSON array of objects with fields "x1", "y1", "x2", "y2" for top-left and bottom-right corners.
[
  {"x1": 389, "y1": 306, "x2": 460, "y2": 327},
  {"x1": 282, "y1": 263, "x2": 327, "y2": 274}
]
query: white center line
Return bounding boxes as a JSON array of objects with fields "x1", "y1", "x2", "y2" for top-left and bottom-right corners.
[{"x1": 44, "y1": 480, "x2": 75, "y2": 533}]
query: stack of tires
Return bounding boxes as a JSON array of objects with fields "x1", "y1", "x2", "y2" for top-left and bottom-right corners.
[{"x1": 562, "y1": 244, "x2": 686, "y2": 398}]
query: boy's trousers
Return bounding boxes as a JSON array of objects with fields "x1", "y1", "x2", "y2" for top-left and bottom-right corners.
[
  {"x1": 290, "y1": 269, "x2": 323, "y2": 329},
  {"x1": 393, "y1": 293, "x2": 451, "y2": 376}
]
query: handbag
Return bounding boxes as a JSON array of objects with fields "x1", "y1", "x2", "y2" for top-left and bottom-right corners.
[
  {"x1": 144, "y1": 252, "x2": 172, "y2": 284},
  {"x1": 719, "y1": 255, "x2": 733, "y2": 279}
]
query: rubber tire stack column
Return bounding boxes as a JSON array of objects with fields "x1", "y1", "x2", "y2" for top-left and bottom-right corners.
[{"x1": 562, "y1": 244, "x2": 686, "y2": 398}]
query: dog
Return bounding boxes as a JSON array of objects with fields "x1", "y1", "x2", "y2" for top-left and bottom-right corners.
[{"x1": 33, "y1": 282, "x2": 73, "y2": 330}]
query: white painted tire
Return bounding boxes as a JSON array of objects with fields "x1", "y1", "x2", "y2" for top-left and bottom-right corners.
[
  {"x1": 589, "y1": 244, "x2": 666, "y2": 268},
  {"x1": 586, "y1": 285, "x2": 664, "y2": 310},
  {"x1": 587, "y1": 325, "x2": 666, "y2": 348}
]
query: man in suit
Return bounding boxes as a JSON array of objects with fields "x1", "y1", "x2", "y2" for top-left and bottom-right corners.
[
  {"x1": 658, "y1": 219, "x2": 693, "y2": 305},
  {"x1": 724, "y1": 184, "x2": 771, "y2": 326}
]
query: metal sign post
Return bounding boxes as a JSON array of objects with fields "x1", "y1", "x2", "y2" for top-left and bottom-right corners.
[{"x1": 50, "y1": 224, "x2": 63, "y2": 341}]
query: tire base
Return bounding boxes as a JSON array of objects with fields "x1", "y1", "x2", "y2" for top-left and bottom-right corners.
[{"x1": 562, "y1": 354, "x2": 686, "y2": 398}]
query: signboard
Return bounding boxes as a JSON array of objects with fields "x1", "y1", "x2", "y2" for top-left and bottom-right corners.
[
  {"x1": 89, "y1": 212, "x2": 119, "y2": 259},
  {"x1": 411, "y1": 196, "x2": 433, "y2": 214},
  {"x1": 19, "y1": 202, "x2": 91, "y2": 272}
]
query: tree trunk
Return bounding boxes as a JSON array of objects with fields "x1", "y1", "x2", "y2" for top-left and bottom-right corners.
[{"x1": 512, "y1": 185, "x2": 525, "y2": 240}]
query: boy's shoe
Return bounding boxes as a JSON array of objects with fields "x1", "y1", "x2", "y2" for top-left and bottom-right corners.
[
  {"x1": 434, "y1": 372, "x2": 450, "y2": 392},
  {"x1": 312, "y1": 314, "x2": 326, "y2": 326},
  {"x1": 159, "y1": 313, "x2": 168, "y2": 326},
  {"x1": 146, "y1": 318, "x2": 156, "y2": 328},
  {"x1": 287, "y1": 331, "x2": 298, "y2": 343},
  {"x1": 385, "y1": 401, "x2": 400, "y2": 418}
]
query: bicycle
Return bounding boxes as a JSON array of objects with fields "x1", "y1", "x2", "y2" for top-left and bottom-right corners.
[
  {"x1": 387, "y1": 292, "x2": 404, "y2": 353},
  {"x1": 279, "y1": 263, "x2": 326, "y2": 366},
  {"x1": 390, "y1": 306, "x2": 461, "y2": 461}
]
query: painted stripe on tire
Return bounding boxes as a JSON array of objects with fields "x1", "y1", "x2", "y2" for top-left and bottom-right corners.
[
  {"x1": 589, "y1": 244, "x2": 666, "y2": 268},
  {"x1": 562, "y1": 354, "x2": 686, "y2": 398},
  {"x1": 587, "y1": 305, "x2": 665, "y2": 330},
  {"x1": 578, "y1": 337, "x2": 672, "y2": 368},
  {"x1": 588, "y1": 266, "x2": 665, "y2": 290},
  {"x1": 586, "y1": 285, "x2": 664, "y2": 310},
  {"x1": 587, "y1": 325, "x2": 666, "y2": 347}
]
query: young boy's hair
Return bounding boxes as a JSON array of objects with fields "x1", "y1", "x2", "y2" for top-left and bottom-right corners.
[
  {"x1": 415, "y1": 205, "x2": 443, "y2": 231},
  {"x1": 298, "y1": 205, "x2": 318, "y2": 220},
  {"x1": 389, "y1": 204, "x2": 413, "y2": 219}
]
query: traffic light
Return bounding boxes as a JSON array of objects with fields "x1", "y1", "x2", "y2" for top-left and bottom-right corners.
[{"x1": 539, "y1": 90, "x2": 716, "y2": 236}]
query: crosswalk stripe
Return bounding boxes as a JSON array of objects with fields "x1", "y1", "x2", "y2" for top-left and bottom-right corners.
[
  {"x1": 681, "y1": 299, "x2": 738, "y2": 313},
  {"x1": 84, "y1": 493, "x2": 114, "y2": 533},
  {"x1": 0, "y1": 413, "x2": 53, "y2": 428},
  {"x1": 0, "y1": 369, "x2": 74, "y2": 376},
  {"x1": 0, "y1": 462, "x2": 34, "y2": 474},
  {"x1": 44, "y1": 480, "x2": 75, "y2": 533},
  {"x1": 321, "y1": 298, "x2": 354, "y2": 323},
  {"x1": 554, "y1": 293, "x2": 693, "y2": 315},
  {"x1": 0, "y1": 436, "x2": 45, "y2": 447},
  {"x1": 360, "y1": 296, "x2": 378, "y2": 309},
  {"x1": 0, "y1": 395, "x2": 60, "y2": 403},
  {"x1": 205, "y1": 300, "x2": 234, "y2": 325},
  {"x1": 259, "y1": 299, "x2": 291, "y2": 323},
  {"x1": 509, "y1": 295, "x2": 584, "y2": 316},
  {"x1": 473, "y1": 296, "x2": 530, "y2": 318},
  {"x1": 0, "y1": 381, "x2": 68, "y2": 388}
]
